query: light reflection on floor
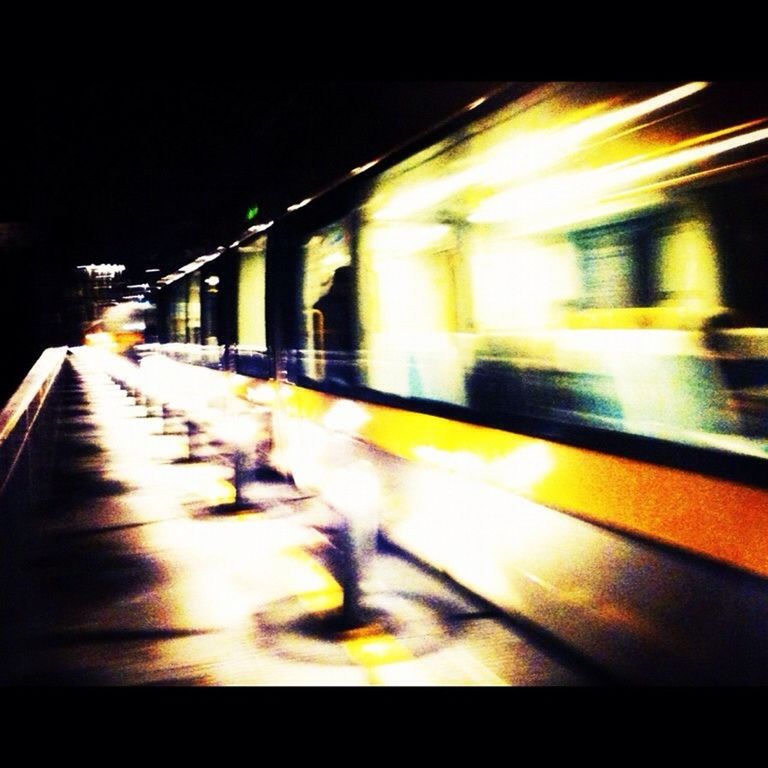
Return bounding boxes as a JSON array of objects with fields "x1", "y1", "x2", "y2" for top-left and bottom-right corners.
[{"x1": 22, "y1": 349, "x2": 598, "y2": 686}]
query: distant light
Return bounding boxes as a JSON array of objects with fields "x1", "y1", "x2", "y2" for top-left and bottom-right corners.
[
  {"x1": 217, "y1": 246, "x2": 226, "y2": 252},
  {"x1": 229, "y1": 240, "x2": 241, "y2": 248},
  {"x1": 127, "y1": 283, "x2": 150, "y2": 290},
  {"x1": 145, "y1": 268, "x2": 161, "y2": 273},
  {"x1": 246, "y1": 205, "x2": 260, "y2": 221},
  {"x1": 77, "y1": 263, "x2": 126, "y2": 278},
  {"x1": 467, "y1": 97, "x2": 487, "y2": 110},
  {"x1": 287, "y1": 198, "x2": 312, "y2": 212},
  {"x1": 204, "y1": 275, "x2": 220, "y2": 287}
]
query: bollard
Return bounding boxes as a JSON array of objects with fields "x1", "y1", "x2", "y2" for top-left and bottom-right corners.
[
  {"x1": 337, "y1": 520, "x2": 365, "y2": 627},
  {"x1": 323, "y1": 462, "x2": 381, "y2": 629},
  {"x1": 185, "y1": 419, "x2": 201, "y2": 461},
  {"x1": 162, "y1": 402, "x2": 173, "y2": 434},
  {"x1": 232, "y1": 446, "x2": 246, "y2": 507}
]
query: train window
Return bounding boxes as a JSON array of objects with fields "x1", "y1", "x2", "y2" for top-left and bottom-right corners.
[
  {"x1": 572, "y1": 224, "x2": 641, "y2": 310},
  {"x1": 300, "y1": 221, "x2": 354, "y2": 383},
  {"x1": 467, "y1": 229, "x2": 581, "y2": 331},
  {"x1": 655, "y1": 214, "x2": 722, "y2": 317},
  {"x1": 358, "y1": 220, "x2": 466, "y2": 403},
  {"x1": 201, "y1": 273, "x2": 220, "y2": 345},
  {"x1": 166, "y1": 275, "x2": 201, "y2": 345},
  {"x1": 707, "y1": 175, "x2": 768, "y2": 328},
  {"x1": 169, "y1": 280, "x2": 187, "y2": 343},
  {"x1": 238, "y1": 237, "x2": 267, "y2": 352}
]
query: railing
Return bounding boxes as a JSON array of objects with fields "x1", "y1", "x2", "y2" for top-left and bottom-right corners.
[
  {"x1": 0, "y1": 346, "x2": 68, "y2": 682},
  {"x1": 0, "y1": 346, "x2": 68, "y2": 501}
]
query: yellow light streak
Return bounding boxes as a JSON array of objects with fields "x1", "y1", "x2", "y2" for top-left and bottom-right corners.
[
  {"x1": 373, "y1": 82, "x2": 708, "y2": 221},
  {"x1": 470, "y1": 83, "x2": 708, "y2": 188},
  {"x1": 470, "y1": 123, "x2": 768, "y2": 225}
]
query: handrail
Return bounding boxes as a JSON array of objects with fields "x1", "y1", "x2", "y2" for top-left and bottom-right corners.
[{"x1": 0, "y1": 346, "x2": 68, "y2": 497}]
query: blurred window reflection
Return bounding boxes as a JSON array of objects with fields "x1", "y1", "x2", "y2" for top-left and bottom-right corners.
[{"x1": 298, "y1": 83, "x2": 768, "y2": 456}]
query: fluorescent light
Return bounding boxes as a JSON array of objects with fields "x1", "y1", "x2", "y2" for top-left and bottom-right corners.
[{"x1": 287, "y1": 198, "x2": 312, "y2": 212}]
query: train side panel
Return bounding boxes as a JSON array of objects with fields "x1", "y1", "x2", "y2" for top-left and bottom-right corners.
[{"x1": 271, "y1": 81, "x2": 768, "y2": 682}]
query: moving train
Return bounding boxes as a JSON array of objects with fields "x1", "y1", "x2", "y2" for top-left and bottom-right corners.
[{"x1": 151, "y1": 82, "x2": 768, "y2": 683}]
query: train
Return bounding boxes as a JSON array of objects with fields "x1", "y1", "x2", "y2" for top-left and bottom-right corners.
[{"x1": 147, "y1": 82, "x2": 768, "y2": 684}]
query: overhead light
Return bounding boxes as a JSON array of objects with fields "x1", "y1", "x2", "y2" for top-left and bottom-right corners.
[
  {"x1": 469, "y1": 120, "x2": 768, "y2": 227},
  {"x1": 287, "y1": 198, "x2": 312, "y2": 212},
  {"x1": 158, "y1": 271, "x2": 186, "y2": 285},
  {"x1": 247, "y1": 220, "x2": 274, "y2": 234},
  {"x1": 351, "y1": 160, "x2": 379, "y2": 176}
]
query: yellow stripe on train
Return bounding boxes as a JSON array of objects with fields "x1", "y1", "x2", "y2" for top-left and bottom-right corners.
[{"x1": 279, "y1": 384, "x2": 768, "y2": 579}]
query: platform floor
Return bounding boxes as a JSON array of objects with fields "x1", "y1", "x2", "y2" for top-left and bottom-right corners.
[{"x1": 7, "y1": 352, "x2": 603, "y2": 686}]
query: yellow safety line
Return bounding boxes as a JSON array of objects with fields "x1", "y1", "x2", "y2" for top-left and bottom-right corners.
[{"x1": 283, "y1": 548, "x2": 417, "y2": 679}]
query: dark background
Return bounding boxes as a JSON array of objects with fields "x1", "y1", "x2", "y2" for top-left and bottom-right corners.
[{"x1": 0, "y1": 81, "x2": 503, "y2": 404}]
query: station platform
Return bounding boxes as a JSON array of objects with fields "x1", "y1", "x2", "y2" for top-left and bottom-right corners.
[{"x1": 3, "y1": 351, "x2": 603, "y2": 686}]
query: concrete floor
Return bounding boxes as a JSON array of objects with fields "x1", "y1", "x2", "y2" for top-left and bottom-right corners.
[{"x1": 8, "y1": 350, "x2": 601, "y2": 686}]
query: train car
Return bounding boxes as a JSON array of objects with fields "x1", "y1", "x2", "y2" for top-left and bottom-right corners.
[{"x1": 157, "y1": 82, "x2": 768, "y2": 684}]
